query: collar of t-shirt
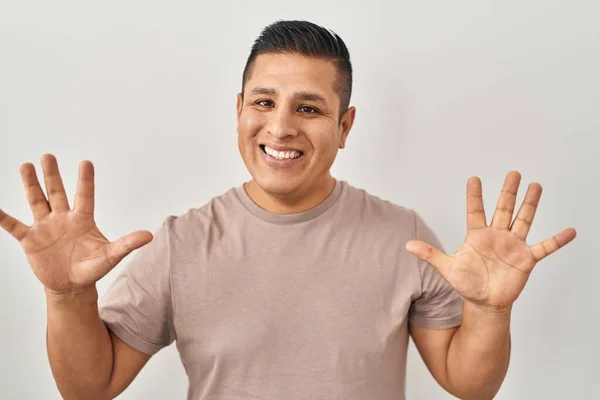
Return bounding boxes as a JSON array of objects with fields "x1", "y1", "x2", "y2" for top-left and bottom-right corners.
[{"x1": 234, "y1": 179, "x2": 344, "y2": 225}]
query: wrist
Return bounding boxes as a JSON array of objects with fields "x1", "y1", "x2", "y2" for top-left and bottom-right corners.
[
  {"x1": 464, "y1": 300, "x2": 513, "y2": 318},
  {"x1": 45, "y1": 285, "x2": 99, "y2": 306}
]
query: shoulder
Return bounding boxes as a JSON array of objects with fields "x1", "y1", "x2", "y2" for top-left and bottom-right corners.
[
  {"x1": 339, "y1": 181, "x2": 418, "y2": 236},
  {"x1": 341, "y1": 182, "x2": 443, "y2": 251},
  {"x1": 161, "y1": 187, "x2": 241, "y2": 244}
]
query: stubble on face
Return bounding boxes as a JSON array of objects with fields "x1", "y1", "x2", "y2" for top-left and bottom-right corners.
[{"x1": 236, "y1": 53, "x2": 355, "y2": 213}]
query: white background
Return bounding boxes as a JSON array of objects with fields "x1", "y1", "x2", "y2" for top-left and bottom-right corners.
[{"x1": 1, "y1": 1, "x2": 598, "y2": 398}]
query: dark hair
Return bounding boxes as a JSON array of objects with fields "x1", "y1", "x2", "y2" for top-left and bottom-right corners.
[{"x1": 241, "y1": 20, "x2": 353, "y2": 121}]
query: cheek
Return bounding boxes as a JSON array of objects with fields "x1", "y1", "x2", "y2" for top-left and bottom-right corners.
[
  {"x1": 311, "y1": 128, "x2": 340, "y2": 157},
  {"x1": 239, "y1": 112, "x2": 265, "y2": 140}
]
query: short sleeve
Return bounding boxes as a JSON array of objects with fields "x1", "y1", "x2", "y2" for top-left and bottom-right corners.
[
  {"x1": 408, "y1": 211, "x2": 463, "y2": 329},
  {"x1": 98, "y1": 217, "x2": 176, "y2": 355}
]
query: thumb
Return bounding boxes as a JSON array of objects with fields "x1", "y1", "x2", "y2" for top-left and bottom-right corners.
[
  {"x1": 405, "y1": 240, "x2": 453, "y2": 280},
  {"x1": 105, "y1": 230, "x2": 154, "y2": 267}
]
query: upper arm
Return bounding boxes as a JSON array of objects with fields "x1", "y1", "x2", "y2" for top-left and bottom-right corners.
[
  {"x1": 103, "y1": 331, "x2": 151, "y2": 399},
  {"x1": 407, "y1": 211, "x2": 464, "y2": 394},
  {"x1": 409, "y1": 323, "x2": 458, "y2": 395},
  {"x1": 97, "y1": 218, "x2": 177, "y2": 398},
  {"x1": 98, "y1": 217, "x2": 176, "y2": 350}
]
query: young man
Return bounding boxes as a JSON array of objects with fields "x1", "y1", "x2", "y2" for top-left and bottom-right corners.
[{"x1": 0, "y1": 21, "x2": 576, "y2": 400}]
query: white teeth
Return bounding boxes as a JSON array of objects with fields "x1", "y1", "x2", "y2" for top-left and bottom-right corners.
[{"x1": 264, "y1": 145, "x2": 302, "y2": 160}]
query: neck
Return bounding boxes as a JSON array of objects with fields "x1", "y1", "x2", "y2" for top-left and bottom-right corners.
[{"x1": 244, "y1": 174, "x2": 336, "y2": 214}]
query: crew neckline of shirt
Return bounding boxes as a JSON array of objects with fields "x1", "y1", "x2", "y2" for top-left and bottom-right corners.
[{"x1": 234, "y1": 179, "x2": 344, "y2": 225}]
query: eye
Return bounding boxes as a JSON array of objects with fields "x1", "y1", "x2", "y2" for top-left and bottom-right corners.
[
  {"x1": 298, "y1": 106, "x2": 319, "y2": 114},
  {"x1": 256, "y1": 99, "x2": 274, "y2": 107}
]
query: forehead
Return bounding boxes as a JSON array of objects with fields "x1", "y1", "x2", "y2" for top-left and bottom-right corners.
[{"x1": 245, "y1": 53, "x2": 338, "y2": 99}]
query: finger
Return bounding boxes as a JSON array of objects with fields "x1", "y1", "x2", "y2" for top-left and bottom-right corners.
[
  {"x1": 20, "y1": 163, "x2": 51, "y2": 220},
  {"x1": 41, "y1": 154, "x2": 70, "y2": 212},
  {"x1": 510, "y1": 182, "x2": 542, "y2": 240},
  {"x1": 467, "y1": 176, "x2": 487, "y2": 231},
  {"x1": 530, "y1": 228, "x2": 577, "y2": 262},
  {"x1": 74, "y1": 160, "x2": 95, "y2": 215},
  {"x1": 104, "y1": 230, "x2": 154, "y2": 268},
  {"x1": 0, "y1": 209, "x2": 29, "y2": 241},
  {"x1": 406, "y1": 240, "x2": 454, "y2": 281},
  {"x1": 491, "y1": 171, "x2": 521, "y2": 230}
]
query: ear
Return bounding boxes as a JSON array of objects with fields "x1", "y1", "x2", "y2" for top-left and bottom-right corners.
[
  {"x1": 236, "y1": 93, "x2": 243, "y2": 121},
  {"x1": 338, "y1": 106, "x2": 356, "y2": 149}
]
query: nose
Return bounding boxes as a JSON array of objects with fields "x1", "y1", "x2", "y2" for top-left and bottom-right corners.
[{"x1": 267, "y1": 107, "x2": 299, "y2": 140}]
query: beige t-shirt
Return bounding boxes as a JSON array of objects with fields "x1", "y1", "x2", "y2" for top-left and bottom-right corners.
[{"x1": 99, "y1": 180, "x2": 463, "y2": 400}]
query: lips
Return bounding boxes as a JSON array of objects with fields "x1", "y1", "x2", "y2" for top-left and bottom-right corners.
[
  {"x1": 259, "y1": 144, "x2": 306, "y2": 166},
  {"x1": 260, "y1": 144, "x2": 304, "y2": 160}
]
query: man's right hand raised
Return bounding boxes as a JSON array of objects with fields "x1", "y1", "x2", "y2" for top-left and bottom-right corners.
[{"x1": 0, "y1": 154, "x2": 153, "y2": 296}]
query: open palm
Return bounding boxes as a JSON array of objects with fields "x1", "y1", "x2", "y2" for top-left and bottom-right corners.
[
  {"x1": 0, "y1": 154, "x2": 153, "y2": 294},
  {"x1": 406, "y1": 171, "x2": 577, "y2": 310}
]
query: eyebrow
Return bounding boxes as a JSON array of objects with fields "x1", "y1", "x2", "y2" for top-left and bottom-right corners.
[{"x1": 249, "y1": 87, "x2": 329, "y2": 106}]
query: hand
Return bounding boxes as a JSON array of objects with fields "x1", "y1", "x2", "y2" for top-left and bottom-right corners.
[
  {"x1": 406, "y1": 171, "x2": 577, "y2": 311},
  {"x1": 0, "y1": 154, "x2": 153, "y2": 295}
]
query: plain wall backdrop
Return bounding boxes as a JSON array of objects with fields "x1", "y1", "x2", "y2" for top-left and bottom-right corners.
[{"x1": 1, "y1": 1, "x2": 598, "y2": 398}]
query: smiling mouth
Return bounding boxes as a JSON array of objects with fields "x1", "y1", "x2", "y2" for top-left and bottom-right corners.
[{"x1": 259, "y1": 144, "x2": 305, "y2": 160}]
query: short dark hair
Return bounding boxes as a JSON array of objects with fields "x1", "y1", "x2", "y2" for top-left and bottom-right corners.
[{"x1": 241, "y1": 20, "x2": 353, "y2": 121}]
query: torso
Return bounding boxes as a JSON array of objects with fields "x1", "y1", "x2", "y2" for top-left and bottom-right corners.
[{"x1": 169, "y1": 181, "x2": 421, "y2": 399}]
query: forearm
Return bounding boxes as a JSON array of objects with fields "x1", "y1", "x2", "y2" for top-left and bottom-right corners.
[
  {"x1": 446, "y1": 300, "x2": 511, "y2": 399},
  {"x1": 46, "y1": 285, "x2": 114, "y2": 400}
]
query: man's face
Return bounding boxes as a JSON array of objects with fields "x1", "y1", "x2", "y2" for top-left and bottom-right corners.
[{"x1": 237, "y1": 53, "x2": 355, "y2": 199}]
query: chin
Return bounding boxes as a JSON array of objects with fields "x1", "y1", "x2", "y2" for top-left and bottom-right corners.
[{"x1": 255, "y1": 175, "x2": 303, "y2": 196}]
